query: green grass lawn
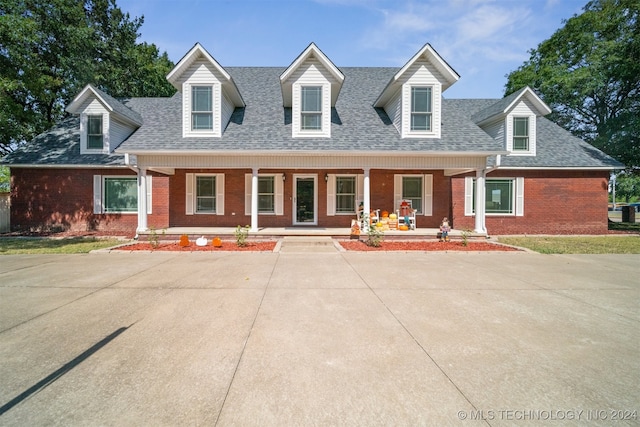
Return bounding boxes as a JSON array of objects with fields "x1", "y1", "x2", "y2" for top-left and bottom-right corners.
[
  {"x1": 498, "y1": 236, "x2": 640, "y2": 254},
  {"x1": 0, "y1": 237, "x2": 124, "y2": 255}
]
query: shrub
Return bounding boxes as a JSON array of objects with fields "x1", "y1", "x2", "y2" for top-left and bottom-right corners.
[{"x1": 235, "y1": 225, "x2": 250, "y2": 247}]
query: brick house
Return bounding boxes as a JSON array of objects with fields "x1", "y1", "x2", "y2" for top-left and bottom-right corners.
[{"x1": 2, "y1": 42, "x2": 623, "y2": 236}]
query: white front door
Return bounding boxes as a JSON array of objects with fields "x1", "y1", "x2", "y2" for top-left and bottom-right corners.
[{"x1": 293, "y1": 175, "x2": 317, "y2": 225}]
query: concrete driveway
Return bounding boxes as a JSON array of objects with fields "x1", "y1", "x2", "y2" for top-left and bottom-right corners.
[{"x1": 0, "y1": 251, "x2": 638, "y2": 426}]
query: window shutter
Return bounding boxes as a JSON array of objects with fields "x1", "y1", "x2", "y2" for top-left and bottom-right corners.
[
  {"x1": 146, "y1": 176, "x2": 152, "y2": 215},
  {"x1": 275, "y1": 174, "x2": 284, "y2": 215},
  {"x1": 393, "y1": 174, "x2": 403, "y2": 211},
  {"x1": 357, "y1": 174, "x2": 364, "y2": 207},
  {"x1": 464, "y1": 177, "x2": 474, "y2": 216},
  {"x1": 93, "y1": 175, "x2": 102, "y2": 214},
  {"x1": 326, "y1": 174, "x2": 336, "y2": 216},
  {"x1": 185, "y1": 173, "x2": 194, "y2": 215},
  {"x1": 515, "y1": 177, "x2": 525, "y2": 216},
  {"x1": 423, "y1": 174, "x2": 433, "y2": 216},
  {"x1": 244, "y1": 174, "x2": 252, "y2": 216},
  {"x1": 216, "y1": 174, "x2": 225, "y2": 215}
]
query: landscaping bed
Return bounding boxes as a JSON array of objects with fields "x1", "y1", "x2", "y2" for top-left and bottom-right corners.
[{"x1": 338, "y1": 240, "x2": 520, "y2": 251}]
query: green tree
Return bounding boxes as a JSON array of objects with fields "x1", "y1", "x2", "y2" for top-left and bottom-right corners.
[
  {"x1": 505, "y1": 0, "x2": 640, "y2": 170},
  {"x1": 614, "y1": 172, "x2": 640, "y2": 202},
  {"x1": 0, "y1": 0, "x2": 175, "y2": 155}
]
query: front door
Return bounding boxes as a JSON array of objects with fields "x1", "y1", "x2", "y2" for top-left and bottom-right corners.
[{"x1": 293, "y1": 175, "x2": 317, "y2": 225}]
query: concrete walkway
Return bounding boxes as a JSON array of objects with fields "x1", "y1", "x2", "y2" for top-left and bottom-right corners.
[{"x1": 0, "y1": 252, "x2": 638, "y2": 426}]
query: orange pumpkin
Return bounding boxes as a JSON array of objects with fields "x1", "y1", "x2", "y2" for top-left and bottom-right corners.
[
  {"x1": 212, "y1": 237, "x2": 222, "y2": 247},
  {"x1": 381, "y1": 210, "x2": 389, "y2": 218},
  {"x1": 399, "y1": 225, "x2": 409, "y2": 231},
  {"x1": 179, "y1": 235, "x2": 190, "y2": 247}
]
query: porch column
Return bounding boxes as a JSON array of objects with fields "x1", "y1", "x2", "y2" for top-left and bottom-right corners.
[
  {"x1": 474, "y1": 168, "x2": 487, "y2": 234},
  {"x1": 137, "y1": 167, "x2": 148, "y2": 233},
  {"x1": 363, "y1": 168, "x2": 371, "y2": 231},
  {"x1": 250, "y1": 168, "x2": 259, "y2": 232}
]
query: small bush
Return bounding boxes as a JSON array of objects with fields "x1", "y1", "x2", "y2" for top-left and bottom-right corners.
[{"x1": 235, "y1": 225, "x2": 250, "y2": 247}]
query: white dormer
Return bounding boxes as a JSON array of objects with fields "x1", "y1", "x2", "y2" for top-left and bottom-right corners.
[
  {"x1": 375, "y1": 44, "x2": 459, "y2": 139},
  {"x1": 66, "y1": 84, "x2": 143, "y2": 154},
  {"x1": 166, "y1": 43, "x2": 244, "y2": 138},
  {"x1": 473, "y1": 87, "x2": 552, "y2": 156},
  {"x1": 280, "y1": 43, "x2": 344, "y2": 138}
]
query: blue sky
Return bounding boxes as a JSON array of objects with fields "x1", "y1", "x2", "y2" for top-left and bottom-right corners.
[{"x1": 118, "y1": 0, "x2": 585, "y2": 99}]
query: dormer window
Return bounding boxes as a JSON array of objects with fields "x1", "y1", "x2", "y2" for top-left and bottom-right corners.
[
  {"x1": 411, "y1": 87, "x2": 432, "y2": 131},
  {"x1": 513, "y1": 117, "x2": 529, "y2": 151},
  {"x1": 87, "y1": 115, "x2": 104, "y2": 149},
  {"x1": 192, "y1": 86, "x2": 213, "y2": 131},
  {"x1": 301, "y1": 86, "x2": 322, "y2": 131}
]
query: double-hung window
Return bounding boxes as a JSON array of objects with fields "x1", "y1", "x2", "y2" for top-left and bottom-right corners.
[
  {"x1": 301, "y1": 86, "x2": 322, "y2": 130},
  {"x1": 513, "y1": 117, "x2": 529, "y2": 151},
  {"x1": 192, "y1": 86, "x2": 213, "y2": 131},
  {"x1": 258, "y1": 176, "x2": 275, "y2": 213},
  {"x1": 411, "y1": 87, "x2": 432, "y2": 131},
  {"x1": 103, "y1": 177, "x2": 137, "y2": 213},
  {"x1": 336, "y1": 176, "x2": 356, "y2": 213},
  {"x1": 87, "y1": 115, "x2": 104, "y2": 150},
  {"x1": 469, "y1": 178, "x2": 518, "y2": 215},
  {"x1": 402, "y1": 176, "x2": 423, "y2": 214},
  {"x1": 196, "y1": 175, "x2": 216, "y2": 213}
]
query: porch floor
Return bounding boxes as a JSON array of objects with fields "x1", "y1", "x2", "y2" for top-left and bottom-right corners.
[{"x1": 138, "y1": 227, "x2": 486, "y2": 241}]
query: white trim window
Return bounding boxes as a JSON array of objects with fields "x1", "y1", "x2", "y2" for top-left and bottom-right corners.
[
  {"x1": 87, "y1": 115, "x2": 104, "y2": 150},
  {"x1": 410, "y1": 87, "x2": 432, "y2": 132},
  {"x1": 393, "y1": 174, "x2": 433, "y2": 216},
  {"x1": 335, "y1": 176, "x2": 356, "y2": 213},
  {"x1": 185, "y1": 173, "x2": 225, "y2": 215},
  {"x1": 244, "y1": 174, "x2": 284, "y2": 215},
  {"x1": 465, "y1": 177, "x2": 524, "y2": 216},
  {"x1": 301, "y1": 86, "x2": 322, "y2": 131},
  {"x1": 93, "y1": 175, "x2": 152, "y2": 214},
  {"x1": 513, "y1": 117, "x2": 529, "y2": 151},
  {"x1": 191, "y1": 86, "x2": 213, "y2": 131}
]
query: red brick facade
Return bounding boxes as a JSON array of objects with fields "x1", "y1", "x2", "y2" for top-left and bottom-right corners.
[
  {"x1": 451, "y1": 170, "x2": 610, "y2": 235},
  {"x1": 10, "y1": 167, "x2": 610, "y2": 235}
]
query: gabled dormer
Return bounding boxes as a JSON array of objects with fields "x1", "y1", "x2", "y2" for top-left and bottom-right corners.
[
  {"x1": 66, "y1": 84, "x2": 143, "y2": 154},
  {"x1": 166, "y1": 43, "x2": 244, "y2": 138},
  {"x1": 374, "y1": 44, "x2": 459, "y2": 139},
  {"x1": 280, "y1": 43, "x2": 344, "y2": 138},
  {"x1": 472, "y1": 87, "x2": 552, "y2": 156}
]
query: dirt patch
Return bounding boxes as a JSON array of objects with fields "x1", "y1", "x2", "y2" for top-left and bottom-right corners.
[{"x1": 338, "y1": 240, "x2": 520, "y2": 251}]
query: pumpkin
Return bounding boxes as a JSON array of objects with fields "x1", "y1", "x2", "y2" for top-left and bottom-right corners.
[
  {"x1": 179, "y1": 235, "x2": 190, "y2": 247},
  {"x1": 212, "y1": 237, "x2": 222, "y2": 247},
  {"x1": 196, "y1": 236, "x2": 208, "y2": 246},
  {"x1": 399, "y1": 225, "x2": 409, "y2": 231},
  {"x1": 381, "y1": 210, "x2": 389, "y2": 218},
  {"x1": 389, "y1": 213, "x2": 397, "y2": 219},
  {"x1": 376, "y1": 222, "x2": 383, "y2": 228}
]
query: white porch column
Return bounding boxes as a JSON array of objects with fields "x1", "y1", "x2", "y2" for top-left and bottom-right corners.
[
  {"x1": 363, "y1": 168, "x2": 371, "y2": 231},
  {"x1": 250, "y1": 168, "x2": 259, "y2": 232},
  {"x1": 474, "y1": 169, "x2": 487, "y2": 234},
  {"x1": 137, "y1": 167, "x2": 148, "y2": 233}
]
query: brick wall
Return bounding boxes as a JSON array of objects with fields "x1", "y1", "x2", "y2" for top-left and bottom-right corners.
[
  {"x1": 451, "y1": 170, "x2": 610, "y2": 235},
  {"x1": 10, "y1": 168, "x2": 169, "y2": 233}
]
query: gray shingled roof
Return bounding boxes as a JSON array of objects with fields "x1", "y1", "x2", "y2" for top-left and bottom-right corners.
[
  {"x1": 3, "y1": 67, "x2": 623, "y2": 169},
  {"x1": 120, "y1": 67, "x2": 502, "y2": 153},
  {"x1": 90, "y1": 85, "x2": 143, "y2": 125},
  {"x1": 470, "y1": 87, "x2": 527, "y2": 124},
  {"x1": 2, "y1": 117, "x2": 126, "y2": 167}
]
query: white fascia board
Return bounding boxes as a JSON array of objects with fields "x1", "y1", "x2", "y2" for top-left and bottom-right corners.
[
  {"x1": 66, "y1": 84, "x2": 113, "y2": 114},
  {"x1": 279, "y1": 42, "x2": 344, "y2": 84},
  {"x1": 6, "y1": 164, "x2": 127, "y2": 169},
  {"x1": 495, "y1": 166, "x2": 620, "y2": 171},
  {"x1": 504, "y1": 87, "x2": 552, "y2": 116},
  {"x1": 166, "y1": 43, "x2": 244, "y2": 106},
  {"x1": 279, "y1": 42, "x2": 344, "y2": 107},
  {"x1": 375, "y1": 43, "x2": 459, "y2": 107},
  {"x1": 118, "y1": 149, "x2": 508, "y2": 157}
]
